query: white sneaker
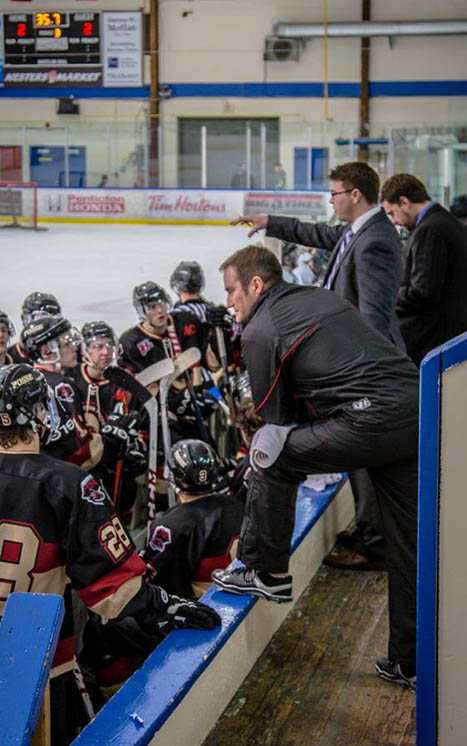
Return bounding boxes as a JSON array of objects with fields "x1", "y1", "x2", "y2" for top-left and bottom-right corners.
[{"x1": 212, "y1": 567, "x2": 293, "y2": 603}]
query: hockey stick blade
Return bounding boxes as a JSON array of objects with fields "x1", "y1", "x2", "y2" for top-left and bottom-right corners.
[
  {"x1": 136, "y1": 357, "x2": 175, "y2": 388},
  {"x1": 105, "y1": 359, "x2": 174, "y2": 401},
  {"x1": 168, "y1": 347, "x2": 201, "y2": 387},
  {"x1": 104, "y1": 366, "x2": 151, "y2": 402}
]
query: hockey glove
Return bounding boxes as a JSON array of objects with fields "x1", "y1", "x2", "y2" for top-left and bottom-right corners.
[
  {"x1": 206, "y1": 304, "x2": 233, "y2": 332},
  {"x1": 102, "y1": 412, "x2": 142, "y2": 455},
  {"x1": 151, "y1": 586, "x2": 221, "y2": 632},
  {"x1": 171, "y1": 387, "x2": 217, "y2": 420}
]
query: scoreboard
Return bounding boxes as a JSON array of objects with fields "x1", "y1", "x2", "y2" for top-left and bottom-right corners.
[
  {"x1": 4, "y1": 12, "x2": 100, "y2": 67},
  {"x1": 1, "y1": 11, "x2": 143, "y2": 88}
]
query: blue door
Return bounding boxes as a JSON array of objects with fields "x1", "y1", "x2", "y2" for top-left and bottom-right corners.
[{"x1": 30, "y1": 146, "x2": 86, "y2": 187}]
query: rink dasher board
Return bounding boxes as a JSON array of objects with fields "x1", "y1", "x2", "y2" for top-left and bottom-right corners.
[
  {"x1": 0, "y1": 186, "x2": 332, "y2": 225},
  {"x1": 417, "y1": 331, "x2": 467, "y2": 746},
  {"x1": 72, "y1": 477, "x2": 353, "y2": 746}
]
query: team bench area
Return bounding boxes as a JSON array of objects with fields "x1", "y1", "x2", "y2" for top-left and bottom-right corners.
[{"x1": 70, "y1": 476, "x2": 353, "y2": 746}]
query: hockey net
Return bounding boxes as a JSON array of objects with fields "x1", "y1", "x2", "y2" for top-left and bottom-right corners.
[{"x1": 0, "y1": 181, "x2": 44, "y2": 231}]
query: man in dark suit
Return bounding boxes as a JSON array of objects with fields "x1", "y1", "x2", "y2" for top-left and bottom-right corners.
[
  {"x1": 381, "y1": 174, "x2": 467, "y2": 366},
  {"x1": 231, "y1": 161, "x2": 404, "y2": 570}
]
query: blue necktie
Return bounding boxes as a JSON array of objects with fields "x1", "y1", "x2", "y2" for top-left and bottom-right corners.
[{"x1": 324, "y1": 227, "x2": 354, "y2": 290}]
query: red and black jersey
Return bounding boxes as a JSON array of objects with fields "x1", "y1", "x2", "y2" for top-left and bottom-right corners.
[
  {"x1": 38, "y1": 367, "x2": 104, "y2": 471},
  {"x1": 7, "y1": 341, "x2": 30, "y2": 364},
  {"x1": 118, "y1": 312, "x2": 207, "y2": 375},
  {"x1": 0, "y1": 451, "x2": 146, "y2": 673},
  {"x1": 72, "y1": 363, "x2": 122, "y2": 430},
  {"x1": 145, "y1": 493, "x2": 244, "y2": 598}
]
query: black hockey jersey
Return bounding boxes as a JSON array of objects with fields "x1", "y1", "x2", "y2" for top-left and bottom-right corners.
[
  {"x1": 145, "y1": 493, "x2": 244, "y2": 597},
  {"x1": 38, "y1": 366, "x2": 104, "y2": 470},
  {"x1": 7, "y1": 341, "x2": 30, "y2": 364},
  {"x1": 72, "y1": 363, "x2": 122, "y2": 431},
  {"x1": 0, "y1": 451, "x2": 146, "y2": 672},
  {"x1": 118, "y1": 313, "x2": 206, "y2": 376}
]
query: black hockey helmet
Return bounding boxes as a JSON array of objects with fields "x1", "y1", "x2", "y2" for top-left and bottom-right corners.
[
  {"x1": 170, "y1": 261, "x2": 205, "y2": 295},
  {"x1": 168, "y1": 439, "x2": 219, "y2": 494},
  {"x1": 0, "y1": 310, "x2": 15, "y2": 338},
  {"x1": 450, "y1": 194, "x2": 467, "y2": 220},
  {"x1": 0, "y1": 363, "x2": 58, "y2": 432},
  {"x1": 21, "y1": 292, "x2": 61, "y2": 326},
  {"x1": 21, "y1": 316, "x2": 71, "y2": 361},
  {"x1": 81, "y1": 320, "x2": 117, "y2": 348},
  {"x1": 132, "y1": 282, "x2": 171, "y2": 319}
]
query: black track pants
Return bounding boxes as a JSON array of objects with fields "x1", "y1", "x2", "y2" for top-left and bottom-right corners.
[{"x1": 238, "y1": 415, "x2": 418, "y2": 669}]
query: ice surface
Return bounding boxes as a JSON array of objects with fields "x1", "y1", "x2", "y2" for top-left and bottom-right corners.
[{"x1": 0, "y1": 222, "x2": 255, "y2": 337}]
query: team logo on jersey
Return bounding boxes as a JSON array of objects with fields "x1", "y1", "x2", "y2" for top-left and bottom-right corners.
[
  {"x1": 55, "y1": 382, "x2": 75, "y2": 404},
  {"x1": 137, "y1": 338, "x2": 154, "y2": 357},
  {"x1": 148, "y1": 525, "x2": 172, "y2": 553},
  {"x1": 351, "y1": 397, "x2": 371, "y2": 411},
  {"x1": 183, "y1": 324, "x2": 196, "y2": 337},
  {"x1": 81, "y1": 475, "x2": 107, "y2": 506}
]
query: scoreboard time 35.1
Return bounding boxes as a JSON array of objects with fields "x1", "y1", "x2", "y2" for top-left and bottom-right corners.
[
  {"x1": 4, "y1": 11, "x2": 100, "y2": 66},
  {"x1": 1, "y1": 11, "x2": 143, "y2": 88}
]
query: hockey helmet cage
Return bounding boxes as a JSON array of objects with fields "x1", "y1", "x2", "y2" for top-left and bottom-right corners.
[
  {"x1": 133, "y1": 282, "x2": 171, "y2": 319},
  {"x1": 21, "y1": 292, "x2": 61, "y2": 325},
  {"x1": 0, "y1": 363, "x2": 58, "y2": 432},
  {"x1": 81, "y1": 320, "x2": 117, "y2": 348},
  {"x1": 0, "y1": 310, "x2": 15, "y2": 338},
  {"x1": 168, "y1": 439, "x2": 219, "y2": 494},
  {"x1": 21, "y1": 316, "x2": 71, "y2": 361},
  {"x1": 170, "y1": 261, "x2": 205, "y2": 295}
]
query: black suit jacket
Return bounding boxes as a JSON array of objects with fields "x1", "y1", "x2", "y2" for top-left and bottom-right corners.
[
  {"x1": 396, "y1": 203, "x2": 467, "y2": 365},
  {"x1": 267, "y1": 208, "x2": 405, "y2": 349}
]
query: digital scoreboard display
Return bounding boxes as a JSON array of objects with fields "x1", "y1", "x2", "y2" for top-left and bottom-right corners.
[{"x1": 4, "y1": 12, "x2": 101, "y2": 66}]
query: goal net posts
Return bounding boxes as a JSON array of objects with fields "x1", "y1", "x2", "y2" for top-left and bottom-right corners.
[{"x1": 0, "y1": 181, "x2": 46, "y2": 231}]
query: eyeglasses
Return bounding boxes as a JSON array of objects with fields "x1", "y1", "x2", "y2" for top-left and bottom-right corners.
[{"x1": 329, "y1": 188, "x2": 354, "y2": 198}]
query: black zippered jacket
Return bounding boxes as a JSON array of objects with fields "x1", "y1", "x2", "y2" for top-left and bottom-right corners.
[{"x1": 242, "y1": 282, "x2": 419, "y2": 430}]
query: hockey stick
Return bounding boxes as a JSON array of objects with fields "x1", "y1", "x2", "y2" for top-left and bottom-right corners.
[
  {"x1": 159, "y1": 348, "x2": 202, "y2": 497},
  {"x1": 213, "y1": 326, "x2": 240, "y2": 455},
  {"x1": 214, "y1": 326, "x2": 238, "y2": 420},
  {"x1": 105, "y1": 359, "x2": 175, "y2": 531}
]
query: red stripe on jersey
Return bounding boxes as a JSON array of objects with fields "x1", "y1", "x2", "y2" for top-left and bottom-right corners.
[
  {"x1": 76, "y1": 551, "x2": 146, "y2": 609},
  {"x1": 35, "y1": 541, "x2": 62, "y2": 572},
  {"x1": 255, "y1": 322, "x2": 321, "y2": 414},
  {"x1": 67, "y1": 438, "x2": 92, "y2": 467},
  {"x1": 52, "y1": 635, "x2": 74, "y2": 668}
]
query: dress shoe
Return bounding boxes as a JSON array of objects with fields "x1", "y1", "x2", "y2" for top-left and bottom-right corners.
[
  {"x1": 323, "y1": 550, "x2": 386, "y2": 571},
  {"x1": 336, "y1": 528, "x2": 359, "y2": 549}
]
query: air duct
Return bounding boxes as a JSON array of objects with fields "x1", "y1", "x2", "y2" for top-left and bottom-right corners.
[{"x1": 273, "y1": 20, "x2": 467, "y2": 39}]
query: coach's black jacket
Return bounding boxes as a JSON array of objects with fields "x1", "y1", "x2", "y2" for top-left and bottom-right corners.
[
  {"x1": 396, "y1": 203, "x2": 467, "y2": 366},
  {"x1": 241, "y1": 281, "x2": 419, "y2": 429}
]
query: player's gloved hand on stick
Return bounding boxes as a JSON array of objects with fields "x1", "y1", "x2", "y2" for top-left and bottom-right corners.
[
  {"x1": 151, "y1": 585, "x2": 221, "y2": 632},
  {"x1": 206, "y1": 304, "x2": 233, "y2": 332},
  {"x1": 102, "y1": 412, "x2": 142, "y2": 455},
  {"x1": 193, "y1": 384, "x2": 219, "y2": 419},
  {"x1": 172, "y1": 386, "x2": 217, "y2": 420}
]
